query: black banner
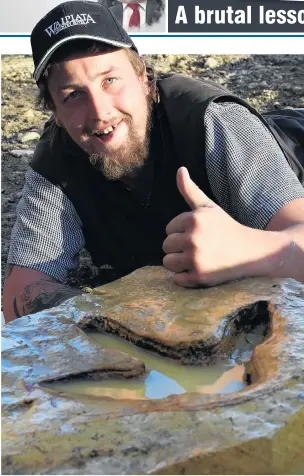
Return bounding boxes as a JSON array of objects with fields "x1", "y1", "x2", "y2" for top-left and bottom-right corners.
[{"x1": 168, "y1": 0, "x2": 304, "y2": 33}]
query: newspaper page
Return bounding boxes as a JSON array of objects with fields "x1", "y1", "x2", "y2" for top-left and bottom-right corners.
[{"x1": 1, "y1": 0, "x2": 304, "y2": 474}]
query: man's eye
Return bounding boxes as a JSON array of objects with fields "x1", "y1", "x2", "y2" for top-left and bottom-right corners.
[
  {"x1": 64, "y1": 91, "x2": 80, "y2": 102},
  {"x1": 105, "y1": 77, "x2": 117, "y2": 85}
]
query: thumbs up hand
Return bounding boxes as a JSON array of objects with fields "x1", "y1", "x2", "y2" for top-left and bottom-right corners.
[
  {"x1": 175, "y1": 166, "x2": 216, "y2": 211},
  {"x1": 162, "y1": 167, "x2": 257, "y2": 287}
]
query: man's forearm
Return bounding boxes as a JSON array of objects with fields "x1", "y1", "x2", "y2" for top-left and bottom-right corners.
[
  {"x1": 3, "y1": 265, "x2": 84, "y2": 323},
  {"x1": 14, "y1": 278, "x2": 83, "y2": 318},
  {"x1": 248, "y1": 224, "x2": 304, "y2": 283}
]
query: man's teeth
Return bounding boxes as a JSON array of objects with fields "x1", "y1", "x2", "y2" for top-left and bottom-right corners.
[
  {"x1": 95, "y1": 124, "x2": 118, "y2": 137},
  {"x1": 103, "y1": 125, "x2": 114, "y2": 134}
]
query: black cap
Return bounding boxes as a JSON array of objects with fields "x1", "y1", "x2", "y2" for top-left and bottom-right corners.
[{"x1": 31, "y1": 0, "x2": 139, "y2": 82}]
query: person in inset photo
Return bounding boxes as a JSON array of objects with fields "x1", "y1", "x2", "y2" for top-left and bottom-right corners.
[{"x1": 99, "y1": 0, "x2": 166, "y2": 32}]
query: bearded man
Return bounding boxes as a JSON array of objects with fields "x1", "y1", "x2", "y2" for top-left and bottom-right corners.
[{"x1": 3, "y1": 0, "x2": 304, "y2": 323}]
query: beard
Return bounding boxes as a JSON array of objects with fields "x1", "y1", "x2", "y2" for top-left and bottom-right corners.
[{"x1": 86, "y1": 99, "x2": 153, "y2": 181}]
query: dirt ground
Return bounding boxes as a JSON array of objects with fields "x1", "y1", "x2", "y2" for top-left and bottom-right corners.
[{"x1": 2, "y1": 54, "x2": 304, "y2": 290}]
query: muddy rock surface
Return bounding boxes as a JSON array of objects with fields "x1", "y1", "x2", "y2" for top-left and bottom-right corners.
[
  {"x1": 77, "y1": 267, "x2": 275, "y2": 363},
  {"x1": 1, "y1": 54, "x2": 304, "y2": 290},
  {"x1": 2, "y1": 267, "x2": 304, "y2": 474}
]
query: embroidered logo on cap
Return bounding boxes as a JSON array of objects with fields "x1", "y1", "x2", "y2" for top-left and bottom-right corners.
[{"x1": 45, "y1": 13, "x2": 96, "y2": 37}]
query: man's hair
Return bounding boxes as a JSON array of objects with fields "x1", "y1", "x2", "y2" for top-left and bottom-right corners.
[{"x1": 36, "y1": 40, "x2": 158, "y2": 111}]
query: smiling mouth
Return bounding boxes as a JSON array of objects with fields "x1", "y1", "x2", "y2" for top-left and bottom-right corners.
[{"x1": 93, "y1": 121, "x2": 121, "y2": 140}]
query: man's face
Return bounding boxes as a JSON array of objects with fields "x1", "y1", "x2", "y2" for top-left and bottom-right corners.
[{"x1": 48, "y1": 48, "x2": 151, "y2": 180}]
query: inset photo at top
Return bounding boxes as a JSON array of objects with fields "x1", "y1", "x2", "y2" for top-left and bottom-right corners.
[
  {"x1": 98, "y1": 0, "x2": 166, "y2": 32},
  {"x1": 0, "y1": 0, "x2": 166, "y2": 34}
]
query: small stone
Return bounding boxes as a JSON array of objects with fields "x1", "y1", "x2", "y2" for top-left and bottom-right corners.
[
  {"x1": 82, "y1": 287, "x2": 93, "y2": 293},
  {"x1": 10, "y1": 149, "x2": 35, "y2": 158},
  {"x1": 204, "y1": 57, "x2": 218, "y2": 69},
  {"x1": 178, "y1": 60, "x2": 188, "y2": 70},
  {"x1": 217, "y1": 78, "x2": 227, "y2": 85},
  {"x1": 248, "y1": 82, "x2": 258, "y2": 89},
  {"x1": 20, "y1": 132, "x2": 40, "y2": 143},
  {"x1": 23, "y1": 109, "x2": 36, "y2": 120},
  {"x1": 166, "y1": 55, "x2": 176, "y2": 65}
]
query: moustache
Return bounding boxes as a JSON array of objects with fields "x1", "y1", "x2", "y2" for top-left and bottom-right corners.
[{"x1": 83, "y1": 115, "x2": 131, "y2": 137}]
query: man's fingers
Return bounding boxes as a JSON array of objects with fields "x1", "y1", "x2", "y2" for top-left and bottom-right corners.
[
  {"x1": 177, "y1": 167, "x2": 215, "y2": 210},
  {"x1": 162, "y1": 233, "x2": 185, "y2": 254},
  {"x1": 173, "y1": 271, "x2": 202, "y2": 288},
  {"x1": 165, "y1": 211, "x2": 193, "y2": 235},
  {"x1": 163, "y1": 253, "x2": 188, "y2": 274}
]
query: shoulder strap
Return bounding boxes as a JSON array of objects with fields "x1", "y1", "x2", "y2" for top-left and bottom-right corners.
[{"x1": 262, "y1": 109, "x2": 304, "y2": 186}]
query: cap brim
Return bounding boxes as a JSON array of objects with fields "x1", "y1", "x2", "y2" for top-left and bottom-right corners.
[{"x1": 34, "y1": 34, "x2": 134, "y2": 82}]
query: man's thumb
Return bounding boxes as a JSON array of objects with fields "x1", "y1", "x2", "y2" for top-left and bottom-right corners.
[{"x1": 177, "y1": 167, "x2": 215, "y2": 210}]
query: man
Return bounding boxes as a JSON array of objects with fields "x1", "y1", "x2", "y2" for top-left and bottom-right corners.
[
  {"x1": 101, "y1": 0, "x2": 164, "y2": 32},
  {"x1": 3, "y1": 0, "x2": 304, "y2": 323}
]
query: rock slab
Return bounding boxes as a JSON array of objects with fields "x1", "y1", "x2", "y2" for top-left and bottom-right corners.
[{"x1": 2, "y1": 267, "x2": 304, "y2": 474}]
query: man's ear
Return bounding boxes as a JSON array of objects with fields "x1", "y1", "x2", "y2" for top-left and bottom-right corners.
[{"x1": 140, "y1": 65, "x2": 149, "y2": 95}]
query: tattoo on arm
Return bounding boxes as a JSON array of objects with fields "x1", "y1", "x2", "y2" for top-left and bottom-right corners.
[
  {"x1": 13, "y1": 298, "x2": 21, "y2": 319},
  {"x1": 15, "y1": 279, "x2": 83, "y2": 317}
]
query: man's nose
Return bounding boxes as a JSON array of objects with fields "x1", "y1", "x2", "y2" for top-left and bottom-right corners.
[{"x1": 87, "y1": 89, "x2": 114, "y2": 121}]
